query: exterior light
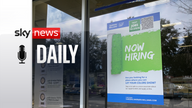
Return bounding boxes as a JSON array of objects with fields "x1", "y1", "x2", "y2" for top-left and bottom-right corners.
[
  {"x1": 172, "y1": 36, "x2": 188, "y2": 39},
  {"x1": 179, "y1": 45, "x2": 192, "y2": 48},
  {"x1": 162, "y1": 22, "x2": 182, "y2": 27}
]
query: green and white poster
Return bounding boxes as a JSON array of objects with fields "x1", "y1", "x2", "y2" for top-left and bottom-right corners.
[{"x1": 107, "y1": 12, "x2": 164, "y2": 105}]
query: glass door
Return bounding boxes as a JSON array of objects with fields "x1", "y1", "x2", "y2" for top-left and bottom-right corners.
[
  {"x1": 32, "y1": 0, "x2": 82, "y2": 108},
  {"x1": 89, "y1": 0, "x2": 192, "y2": 108}
]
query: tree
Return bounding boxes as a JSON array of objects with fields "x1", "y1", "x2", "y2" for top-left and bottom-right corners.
[
  {"x1": 171, "y1": 0, "x2": 192, "y2": 14},
  {"x1": 161, "y1": 18, "x2": 192, "y2": 77},
  {"x1": 171, "y1": 0, "x2": 192, "y2": 27},
  {"x1": 46, "y1": 32, "x2": 107, "y2": 77},
  {"x1": 175, "y1": 28, "x2": 192, "y2": 76},
  {"x1": 161, "y1": 18, "x2": 180, "y2": 76}
]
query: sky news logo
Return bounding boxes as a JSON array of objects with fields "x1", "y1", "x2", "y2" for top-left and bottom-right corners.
[{"x1": 32, "y1": 28, "x2": 60, "y2": 39}]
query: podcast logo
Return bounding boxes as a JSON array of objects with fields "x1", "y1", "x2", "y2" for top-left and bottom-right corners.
[
  {"x1": 18, "y1": 45, "x2": 27, "y2": 64},
  {"x1": 32, "y1": 28, "x2": 60, "y2": 39}
]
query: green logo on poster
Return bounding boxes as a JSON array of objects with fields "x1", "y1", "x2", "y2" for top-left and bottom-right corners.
[{"x1": 129, "y1": 19, "x2": 140, "y2": 32}]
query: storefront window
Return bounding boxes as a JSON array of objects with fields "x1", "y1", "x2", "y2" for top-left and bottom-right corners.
[
  {"x1": 32, "y1": 0, "x2": 192, "y2": 108},
  {"x1": 90, "y1": 0, "x2": 192, "y2": 107},
  {"x1": 32, "y1": 0, "x2": 82, "y2": 108}
]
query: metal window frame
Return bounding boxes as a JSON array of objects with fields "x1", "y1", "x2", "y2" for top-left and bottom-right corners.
[{"x1": 80, "y1": 0, "x2": 89, "y2": 108}]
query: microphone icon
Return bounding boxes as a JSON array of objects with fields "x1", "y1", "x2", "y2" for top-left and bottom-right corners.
[{"x1": 18, "y1": 45, "x2": 27, "y2": 64}]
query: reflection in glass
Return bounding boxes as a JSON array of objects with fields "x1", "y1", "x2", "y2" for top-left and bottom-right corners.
[
  {"x1": 32, "y1": 0, "x2": 82, "y2": 108},
  {"x1": 90, "y1": 0, "x2": 192, "y2": 108}
]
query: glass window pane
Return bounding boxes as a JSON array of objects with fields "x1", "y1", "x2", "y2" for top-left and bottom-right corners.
[
  {"x1": 90, "y1": 0, "x2": 192, "y2": 108},
  {"x1": 32, "y1": 0, "x2": 82, "y2": 108}
]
